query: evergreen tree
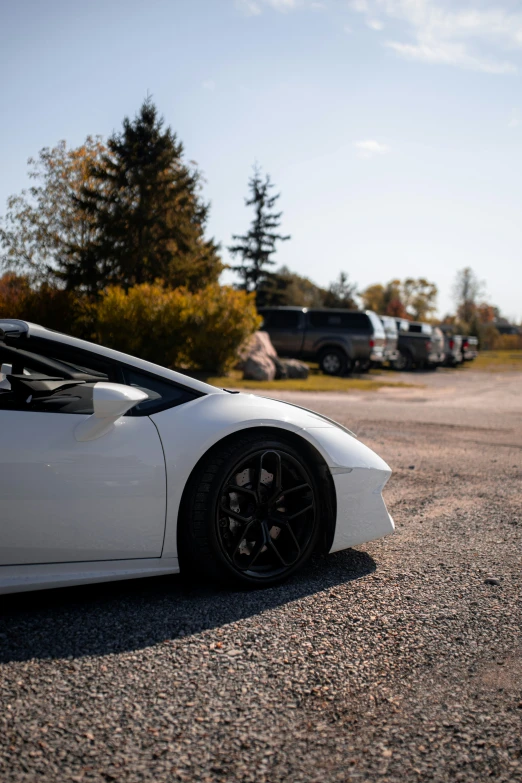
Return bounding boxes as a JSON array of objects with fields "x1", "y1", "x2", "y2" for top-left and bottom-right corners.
[
  {"x1": 228, "y1": 167, "x2": 290, "y2": 299},
  {"x1": 323, "y1": 272, "x2": 358, "y2": 309},
  {"x1": 257, "y1": 265, "x2": 327, "y2": 308},
  {"x1": 70, "y1": 98, "x2": 221, "y2": 293}
]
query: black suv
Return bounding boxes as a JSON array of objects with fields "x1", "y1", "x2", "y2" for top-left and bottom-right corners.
[{"x1": 258, "y1": 307, "x2": 385, "y2": 375}]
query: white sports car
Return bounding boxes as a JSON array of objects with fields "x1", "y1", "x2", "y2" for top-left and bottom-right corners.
[{"x1": 0, "y1": 319, "x2": 394, "y2": 594}]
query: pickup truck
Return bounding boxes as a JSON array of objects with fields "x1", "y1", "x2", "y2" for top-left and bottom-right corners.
[
  {"x1": 443, "y1": 334, "x2": 463, "y2": 366},
  {"x1": 258, "y1": 307, "x2": 386, "y2": 375},
  {"x1": 379, "y1": 315, "x2": 400, "y2": 364},
  {"x1": 462, "y1": 335, "x2": 479, "y2": 361},
  {"x1": 392, "y1": 320, "x2": 445, "y2": 370}
]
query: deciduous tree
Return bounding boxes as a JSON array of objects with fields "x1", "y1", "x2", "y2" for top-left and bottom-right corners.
[
  {"x1": 0, "y1": 138, "x2": 106, "y2": 284},
  {"x1": 452, "y1": 267, "x2": 484, "y2": 324}
]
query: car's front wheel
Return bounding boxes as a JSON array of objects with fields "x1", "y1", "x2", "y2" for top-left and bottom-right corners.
[
  {"x1": 319, "y1": 348, "x2": 349, "y2": 376},
  {"x1": 179, "y1": 434, "x2": 321, "y2": 587}
]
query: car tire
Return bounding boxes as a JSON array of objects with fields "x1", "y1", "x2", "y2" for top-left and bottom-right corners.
[
  {"x1": 391, "y1": 350, "x2": 413, "y2": 372},
  {"x1": 319, "y1": 348, "x2": 348, "y2": 376},
  {"x1": 179, "y1": 433, "x2": 322, "y2": 588}
]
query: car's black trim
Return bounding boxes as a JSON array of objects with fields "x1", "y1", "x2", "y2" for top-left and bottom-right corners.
[{"x1": 2, "y1": 335, "x2": 206, "y2": 417}]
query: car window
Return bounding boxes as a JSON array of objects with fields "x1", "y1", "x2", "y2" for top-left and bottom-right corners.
[
  {"x1": 122, "y1": 368, "x2": 200, "y2": 415},
  {"x1": 0, "y1": 378, "x2": 96, "y2": 414},
  {"x1": 0, "y1": 343, "x2": 200, "y2": 417},
  {"x1": 308, "y1": 311, "x2": 371, "y2": 332},
  {"x1": 263, "y1": 310, "x2": 302, "y2": 329}
]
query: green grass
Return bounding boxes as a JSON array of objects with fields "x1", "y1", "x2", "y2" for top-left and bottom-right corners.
[
  {"x1": 469, "y1": 350, "x2": 522, "y2": 372},
  {"x1": 205, "y1": 369, "x2": 416, "y2": 392}
]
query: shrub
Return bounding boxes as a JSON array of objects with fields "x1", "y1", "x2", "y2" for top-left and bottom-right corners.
[
  {"x1": 186, "y1": 285, "x2": 261, "y2": 373},
  {"x1": 494, "y1": 333, "x2": 522, "y2": 350},
  {"x1": 0, "y1": 273, "x2": 87, "y2": 336},
  {"x1": 95, "y1": 282, "x2": 260, "y2": 373}
]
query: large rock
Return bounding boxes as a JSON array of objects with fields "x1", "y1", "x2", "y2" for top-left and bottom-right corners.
[
  {"x1": 241, "y1": 331, "x2": 278, "y2": 381},
  {"x1": 239, "y1": 331, "x2": 309, "y2": 382},
  {"x1": 278, "y1": 358, "x2": 309, "y2": 379},
  {"x1": 243, "y1": 354, "x2": 276, "y2": 382}
]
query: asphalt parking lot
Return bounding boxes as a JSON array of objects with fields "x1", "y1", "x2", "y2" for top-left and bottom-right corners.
[{"x1": 1, "y1": 368, "x2": 521, "y2": 783}]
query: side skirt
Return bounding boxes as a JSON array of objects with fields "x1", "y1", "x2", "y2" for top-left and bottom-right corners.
[{"x1": 0, "y1": 557, "x2": 180, "y2": 595}]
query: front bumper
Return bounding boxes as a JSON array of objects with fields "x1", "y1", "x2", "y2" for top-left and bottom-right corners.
[
  {"x1": 305, "y1": 426, "x2": 394, "y2": 554},
  {"x1": 330, "y1": 468, "x2": 394, "y2": 552}
]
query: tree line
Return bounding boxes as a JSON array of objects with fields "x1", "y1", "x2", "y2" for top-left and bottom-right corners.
[{"x1": 0, "y1": 97, "x2": 514, "y2": 358}]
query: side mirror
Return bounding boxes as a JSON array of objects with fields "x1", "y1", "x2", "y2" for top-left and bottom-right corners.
[{"x1": 75, "y1": 382, "x2": 148, "y2": 442}]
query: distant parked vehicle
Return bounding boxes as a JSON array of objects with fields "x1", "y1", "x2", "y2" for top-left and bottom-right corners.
[
  {"x1": 443, "y1": 334, "x2": 463, "y2": 367},
  {"x1": 392, "y1": 320, "x2": 445, "y2": 371},
  {"x1": 258, "y1": 307, "x2": 386, "y2": 376},
  {"x1": 461, "y1": 335, "x2": 479, "y2": 361},
  {"x1": 379, "y1": 316, "x2": 399, "y2": 365}
]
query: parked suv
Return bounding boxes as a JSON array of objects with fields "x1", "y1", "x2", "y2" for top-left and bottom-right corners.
[
  {"x1": 258, "y1": 307, "x2": 386, "y2": 375},
  {"x1": 392, "y1": 320, "x2": 445, "y2": 371},
  {"x1": 379, "y1": 315, "x2": 399, "y2": 365}
]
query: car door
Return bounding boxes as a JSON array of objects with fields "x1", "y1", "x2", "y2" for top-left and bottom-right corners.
[
  {"x1": 0, "y1": 367, "x2": 167, "y2": 566},
  {"x1": 262, "y1": 310, "x2": 305, "y2": 357}
]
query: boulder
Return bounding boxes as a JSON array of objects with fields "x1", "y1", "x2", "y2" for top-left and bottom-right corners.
[
  {"x1": 241, "y1": 331, "x2": 278, "y2": 381},
  {"x1": 243, "y1": 354, "x2": 276, "y2": 381},
  {"x1": 239, "y1": 331, "x2": 309, "y2": 382},
  {"x1": 279, "y1": 358, "x2": 309, "y2": 379}
]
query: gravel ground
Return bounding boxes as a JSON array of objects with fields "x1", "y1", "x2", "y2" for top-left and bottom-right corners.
[{"x1": 1, "y1": 368, "x2": 521, "y2": 783}]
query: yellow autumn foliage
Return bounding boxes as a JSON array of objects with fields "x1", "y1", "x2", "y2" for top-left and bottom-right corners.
[{"x1": 95, "y1": 282, "x2": 261, "y2": 373}]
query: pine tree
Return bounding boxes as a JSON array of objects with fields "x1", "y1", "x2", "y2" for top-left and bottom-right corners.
[
  {"x1": 228, "y1": 167, "x2": 290, "y2": 299},
  {"x1": 323, "y1": 272, "x2": 358, "y2": 309},
  {"x1": 70, "y1": 98, "x2": 222, "y2": 293}
]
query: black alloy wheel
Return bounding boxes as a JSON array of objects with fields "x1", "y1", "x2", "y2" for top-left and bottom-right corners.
[
  {"x1": 319, "y1": 348, "x2": 348, "y2": 376},
  {"x1": 180, "y1": 435, "x2": 321, "y2": 587}
]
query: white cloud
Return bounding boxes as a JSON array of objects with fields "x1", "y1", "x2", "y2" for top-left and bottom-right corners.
[
  {"x1": 350, "y1": 1, "x2": 522, "y2": 74},
  {"x1": 236, "y1": 0, "x2": 262, "y2": 15},
  {"x1": 344, "y1": 23, "x2": 352, "y2": 34},
  {"x1": 202, "y1": 79, "x2": 216, "y2": 91},
  {"x1": 354, "y1": 139, "x2": 390, "y2": 158},
  {"x1": 366, "y1": 18, "x2": 384, "y2": 31},
  {"x1": 508, "y1": 109, "x2": 520, "y2": 128},
  {"x1": 236, "y1": 0, "x2": 321, "y2": 13}
]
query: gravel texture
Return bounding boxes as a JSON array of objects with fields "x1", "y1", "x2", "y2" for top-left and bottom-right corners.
[{"x1": 1, "y1": 369, "x2": 521, "y2": 782}]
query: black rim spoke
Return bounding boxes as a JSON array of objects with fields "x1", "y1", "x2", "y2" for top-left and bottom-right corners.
[
  {"x1": 270, "y1": 481, "x2": 311, "y2": 504},
  {"x1": 216, "y1": 447, "x2": 317, "y2": 579},
  {"x1": 267, "y1": 520, "x2": 301, "y2": 566},
  {"x1": 223, "y1": 484, "x2": 258, "y2": 501},
  {"x1": 219, "y1": 505, "x2": 252, "y2": 525},
  {"x1": 287, "y1": 503, "x2": 314, "y2": 521}
]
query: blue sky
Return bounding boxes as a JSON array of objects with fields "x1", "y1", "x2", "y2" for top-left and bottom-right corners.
[{"x1": 1, "y1": 0, "x2": 521, "y2": 319}]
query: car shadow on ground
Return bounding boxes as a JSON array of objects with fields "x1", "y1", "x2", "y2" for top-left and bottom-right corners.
[{"x1": 0, "y1": 549, "x2": 375, "y2": 664}]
